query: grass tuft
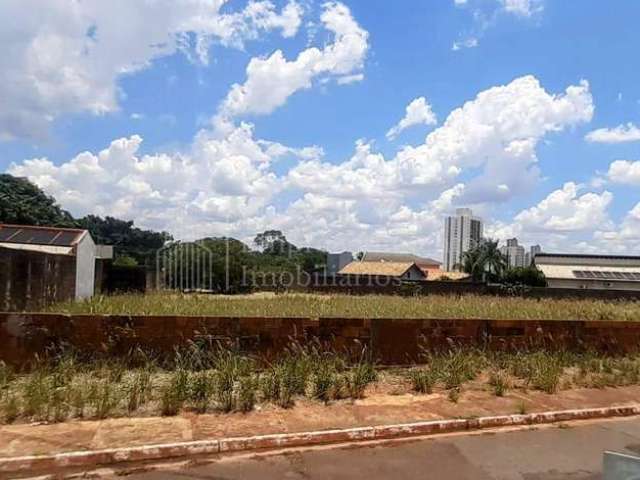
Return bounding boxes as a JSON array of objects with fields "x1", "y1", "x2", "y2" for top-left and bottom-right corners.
[
  {"x1": 409, "y1": 369, "x2": 437, "y2": 394},
  {"x1": 4, "y1": 337, "x2": 640, "y2": 424},
  {"x1": 488, "y1": 369, "x2": 510, "y2": 397}
]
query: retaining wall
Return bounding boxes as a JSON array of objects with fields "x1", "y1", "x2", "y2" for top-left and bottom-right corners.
[{"x1": 2, "y1": 313, "x2": 640, "y2": 368}]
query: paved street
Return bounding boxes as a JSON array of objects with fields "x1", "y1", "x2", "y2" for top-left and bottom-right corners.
[{"x1": 128, "y1": 418, "x2": 640, "y2": 480}]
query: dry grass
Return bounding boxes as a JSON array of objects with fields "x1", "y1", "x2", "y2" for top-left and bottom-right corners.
[{"x1": 45, "y1": 292, "x2": 640, "y2": 321}]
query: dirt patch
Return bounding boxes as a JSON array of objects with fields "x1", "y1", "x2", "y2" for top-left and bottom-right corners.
[
  {"x1": 2, "y1": 384, "x2": 639, "y2": 460},
  {"x1": 92, "y1": 416, "x2": 193, "y2": 449}
]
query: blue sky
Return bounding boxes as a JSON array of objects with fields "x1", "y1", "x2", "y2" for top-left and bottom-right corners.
[{"x1": 2, "y1": 0, "x2": 639, "y2": 258}]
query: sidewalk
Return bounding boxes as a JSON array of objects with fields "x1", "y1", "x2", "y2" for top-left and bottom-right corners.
[{"x1": 2, "y1": 385, "x2": 640, "y2": 460}]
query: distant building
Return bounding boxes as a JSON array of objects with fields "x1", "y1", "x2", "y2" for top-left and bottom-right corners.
[
  {"x1": 530, "y1": 245, "x2": 542, "y2": 260},
  {"x1": 326, "y1": 251, "x2": 353, "y2": 275},
  {"x1": 360, "y1": 251, "x2": 441, "y2": 277},
  {"x1": 339, "y1": 261, "x2": 426, "y2": 281},
  {"x1": 0, "y1": 224, "x2": 113, "y2": 310},
  {"x1": 525, "y1": 245, "x2": 542, "y2": 266},
  {"x1": 500, "y1": 238, "x2": 526, "y2": 268},
  {"x1": 534, "y1": 253, "x2": 640, "y2": 291},
  {"x1": 443, "y1": 208, "x2": 483, "y2": 271}
]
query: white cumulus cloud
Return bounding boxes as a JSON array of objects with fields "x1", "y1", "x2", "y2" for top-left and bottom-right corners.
[
  {"x1": 514, "y1": 182, "x2": 612, "y2": 232},
  {"x1": 487, "y1": 181, "x2": 619, "y2": 254},
  {"x1": 8, "y1": 123, "x2": 317, "y2": 239},
  {"x1": 0, "y1": 0, "x2": 303, "y2": 141},
  {"x1": 218, "y1": 2, "x2": 369, "y2": 119},
  {"x1": 595, "y1": 202, "x2": 640, "y2": 252},
  {"x1": 7, "y1": 75, "x2": 597, "y2": 256},
  {"x1": 607, "y1": 160, "x2": 640, "y2": 185},
  {"x1": 585, "y1": 123, "x2": 640, "y2": 144},
  {"x1": 290, "y1": 76, "x2": 593, "y2": 205},
  {"x1": 386, "y1": 97, "x2": 437, "y2": 140}
]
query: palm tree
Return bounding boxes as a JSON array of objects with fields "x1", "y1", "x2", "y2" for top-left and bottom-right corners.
[
  {"x1": 458, "y1": 239, "x2": 507, "y2": 282},
  {"x1": 458, "y1": 247, "x2": 484, "y2": 281},
  {"x1": 480, "y1": 239, "x2": 507, "y2": 281}
]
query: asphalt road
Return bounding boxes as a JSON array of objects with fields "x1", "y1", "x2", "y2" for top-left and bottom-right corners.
[{"x1": 128, "y1": 418, "x2": 640, "y2": 480}]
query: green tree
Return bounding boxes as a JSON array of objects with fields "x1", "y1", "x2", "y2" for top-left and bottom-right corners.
[
  {"x1": 0, "y1": 175, "x2": 170, "y2": 266},
  {"x1": 76, "y1": 215, "x2": 172, "y2": 265},
  {"x1": 459, "y1": 239, "x2": 507, "y2": 282},
  {"x1": 502, "y1": 265, "x2": 547, "y2": 287},
  {"x1": 254, "y1": 230, "x2": 296, "y2": 256},
  {"x1": 295, "y1": 247, "x2": 326, "y2": 273},
  {"x1": 481, "y1": 239, "x2": 507, "y2": 280},
  {"x1": 0, "y1": 174, "x2": 74, "y2": 226},
  {"x1": 112, "y1": 255, "x2": 138, "y2": 267},
  {"x1": 459, "y1": 246, "x2": 485, "y2": 281},
  {"x1": 160, "y1": 237, "x2": 254, "y2": 293}
]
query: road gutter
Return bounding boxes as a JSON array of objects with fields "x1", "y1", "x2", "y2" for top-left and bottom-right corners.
[{"x1": 2, "y1": 405, "x2": 639, "y2": 477}]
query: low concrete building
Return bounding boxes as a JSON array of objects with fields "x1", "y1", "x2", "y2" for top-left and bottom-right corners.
[
  {"x1": 360, "y1": 252, "x2": 442, "y2": 277},
  {"x1": 0, "y1": 224, "x2": 113, "y2": 309},
  {"x1": 534, "y1": 253, "x2": 640, "y2": 291},
  {"x1": 339, "y1": 261, "x2": 426, "y2": 281}
]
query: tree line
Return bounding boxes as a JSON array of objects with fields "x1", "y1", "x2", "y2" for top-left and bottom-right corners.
[
  {"x1": 0, "y1": 175, "x2": 326, "y2": 290},
  {"x1": 0, "y1": 174, "x2": 171, "y2": 265}
]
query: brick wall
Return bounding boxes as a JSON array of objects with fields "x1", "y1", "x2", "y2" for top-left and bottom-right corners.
[
  {"x1": 0, "y1": 248, "x2": 76, "y2": 312},
  {"x1": 2, "y1": 313, "x2": 640, "y2": 369}
]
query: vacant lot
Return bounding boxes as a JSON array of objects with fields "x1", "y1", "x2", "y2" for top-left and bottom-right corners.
[{"x1": 46, "y1": 292, "x2": 640, "y2": 321}]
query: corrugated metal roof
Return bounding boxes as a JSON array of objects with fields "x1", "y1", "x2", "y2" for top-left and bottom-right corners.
[
  {"x1": 339, "y1": 261, "x2": 425, "y2": 277},
  {"x1": 538, "y1": 264, "x2": 640, "y2": 282},
  {"x1": 361, "y1": 251, "x2": 441, "y2": 266},
  {"x1": 536, "y1": 253, "x2": 640, "y2": 261},
  {"x1": 0, "y1": 242, "x2": 74, "y2": 256},
  {"x1": 0, "y1": 224, "x2": 86, "y2": 247}
]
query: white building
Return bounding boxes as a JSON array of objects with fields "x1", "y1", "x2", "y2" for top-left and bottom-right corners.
[
  {"x1": 443, "y1": 208, "x2": 483, "y2": 271},
  {"x1": 534, "y1": 253, "x2": 640, "y2": 291},
  {"x1": 500, "y1": 238, "x2": 526, "y2": 268}
]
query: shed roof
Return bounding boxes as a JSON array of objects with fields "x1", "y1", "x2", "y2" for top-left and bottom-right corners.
[
  {"x1": 0, "y1": 243, "x2": 74, "y2": 256},
  {"x1": 537, "y1": 263, "x2": 640, "y2": 282},
  {"x1": 0, "y1": 224, "x2": 87, "y2": 247},
  {"x1": 339, "y1": 261, "x2": 426, "y2": 278},
  {"x1": 361, "y1": 251, "x2": 441, "y2": 266},
  {"x1": 536, "y1": 253, "x2": 640, "y2": 261},
  {"x1": 535, "y1": 253, "x2": 640, "y2": 269}
]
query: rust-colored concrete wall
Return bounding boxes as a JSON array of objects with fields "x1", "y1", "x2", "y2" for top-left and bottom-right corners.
[
  {"x1": 2, "y1": 313, "x2": 640, "y2": 368},
  {"x1": 0, "y1": 248, "x2": 76, "y2": 312}
]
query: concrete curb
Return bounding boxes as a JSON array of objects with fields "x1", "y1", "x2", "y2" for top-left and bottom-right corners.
[{"x1": 2, "y1": 405, "x2": 639, "y2": 475}]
